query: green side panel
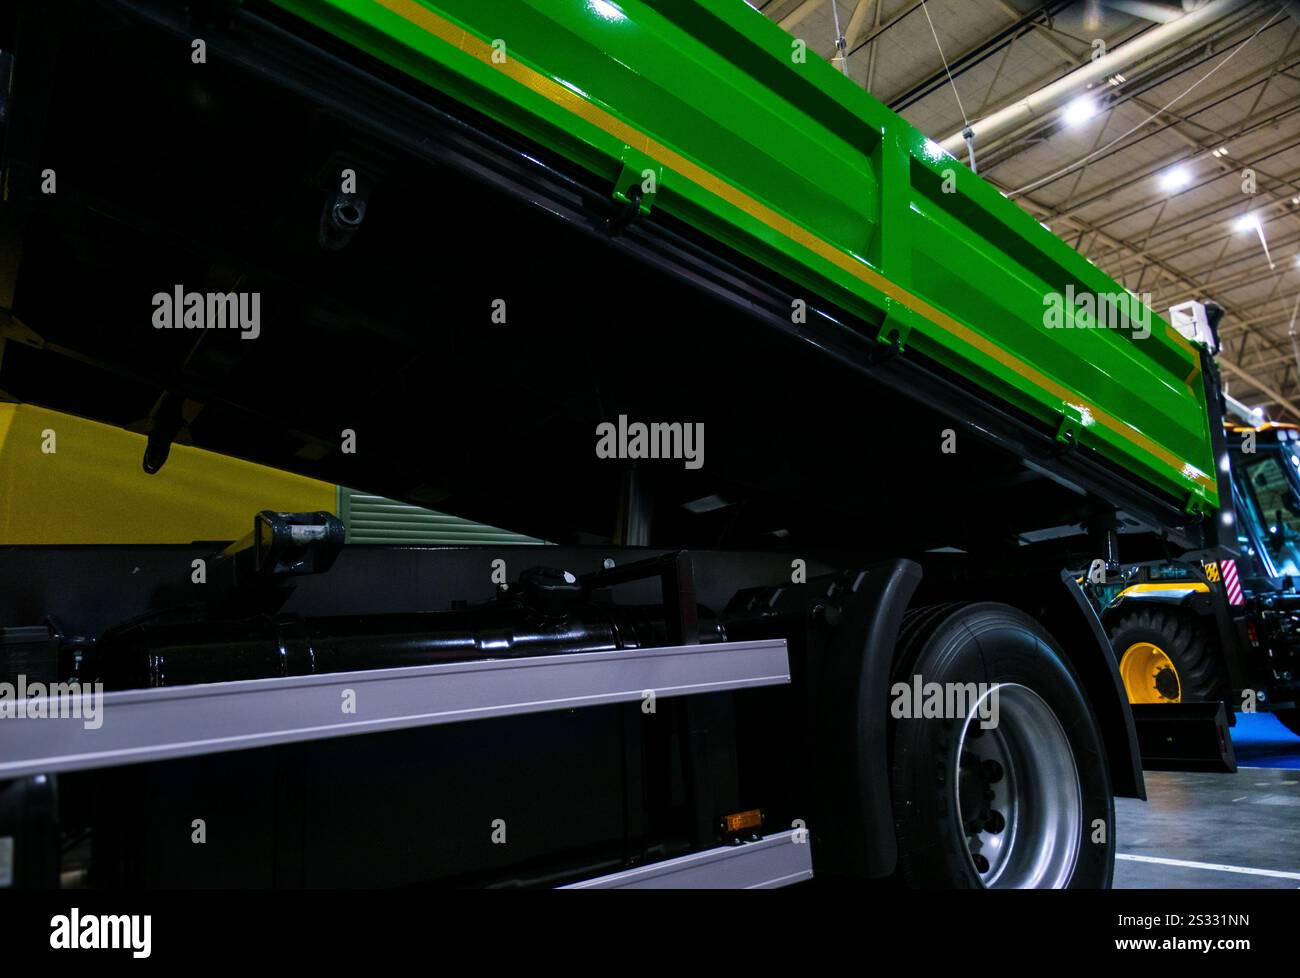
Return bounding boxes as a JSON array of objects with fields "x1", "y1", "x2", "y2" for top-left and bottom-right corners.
[
  {"x1": 338, "y1": 488, "x2": 549, "y2": 545},
  {"x1": 271, "y1": 0, "x2": 1218, "y2": 512}
]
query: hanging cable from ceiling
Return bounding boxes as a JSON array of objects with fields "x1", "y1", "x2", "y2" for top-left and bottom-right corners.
[
  {"x1": 918, "y1": 0, "x2": 976, "y2": 171},
  {"x1": 830, "y1": 0, "x2": 849, "y2": 75}
]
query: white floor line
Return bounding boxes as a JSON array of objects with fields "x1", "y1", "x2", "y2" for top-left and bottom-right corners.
[{"x1": 1117, "y1": 853, "x2": 1300, "y2": 880}]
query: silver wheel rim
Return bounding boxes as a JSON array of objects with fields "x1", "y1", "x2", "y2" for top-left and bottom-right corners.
[{"x1": 955, "y1": 683, "x2": 1082, "y2": 888}]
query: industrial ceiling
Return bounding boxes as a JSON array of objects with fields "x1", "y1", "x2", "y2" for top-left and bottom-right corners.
[{"x1": 761, "y1": 0, "x2": 1300, "y2": 420}]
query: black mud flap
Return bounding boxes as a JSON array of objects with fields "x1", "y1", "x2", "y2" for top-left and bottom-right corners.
[
  {"x1": 812, "y1": 558, "x2": 922, "y2": 878},
  {"x1": 1130, "y1": 702, "x2": 1237, "y2": 773}
]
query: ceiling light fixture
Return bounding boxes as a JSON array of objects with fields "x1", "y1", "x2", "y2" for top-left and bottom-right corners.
[
  {"x1": 1062, "y1": 95, "x2": 1099, "y2": 128},
  {"x1": 1234, "y1": 213, "x2": 1275, "y2": 270},
  {"x1": 1160, "y1": 165, "x2": 1192, "y2": 191}
]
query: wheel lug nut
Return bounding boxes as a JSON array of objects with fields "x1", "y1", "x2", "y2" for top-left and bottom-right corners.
[{"x1": 980, "y1": 759, "x2": 1004, "y2": 784}]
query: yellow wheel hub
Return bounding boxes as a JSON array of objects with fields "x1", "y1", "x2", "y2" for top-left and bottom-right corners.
[{"x1": 1119, "y1": 642, "x2": 1181, "y2": 704}]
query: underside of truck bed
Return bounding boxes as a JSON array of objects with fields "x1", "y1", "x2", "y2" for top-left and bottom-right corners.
[
  {"x1": 0, "y1": 0, "x2": 1196, "y2": 893},
  {"x1": 0, "y1": 0, "x2": 1212, "y2": 558}
]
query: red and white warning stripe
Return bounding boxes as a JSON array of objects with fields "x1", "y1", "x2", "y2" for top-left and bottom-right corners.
[{"x1": 1222, "y1": 558, "x2": 1244, "y2": 605}]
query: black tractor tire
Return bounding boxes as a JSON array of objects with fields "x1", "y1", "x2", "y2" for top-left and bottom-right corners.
[
  {"x1": 1275, "y1": 709, "x2": 1300, "y2": 738},
  {"x1": 889, "y1": 602, "x2": 1115, "y2": 889},
  {"x1": 1107, "y1": 607, "x2": 1227, "y2": 705}
]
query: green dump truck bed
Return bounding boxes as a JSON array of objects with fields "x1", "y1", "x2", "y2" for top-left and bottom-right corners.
[{"x1": 269, "y1": 0, "x2": 1217, "y2": 513}]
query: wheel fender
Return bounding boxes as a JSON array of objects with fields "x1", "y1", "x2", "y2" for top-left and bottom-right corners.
[
  {"x1": 1030, "y1": 572, "x2": 1146, "y2": 801},
  {"x1": 1101, "y1": 586, "x2": 1215, "y2": 633}
]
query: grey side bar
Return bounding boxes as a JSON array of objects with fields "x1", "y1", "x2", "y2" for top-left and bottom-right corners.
[
  {"x1": 560, "y1": 830, "x2": 812, "y2": 889},
  {"x1": 0, "y1": 639, "x2": 789, "y2": 778}
]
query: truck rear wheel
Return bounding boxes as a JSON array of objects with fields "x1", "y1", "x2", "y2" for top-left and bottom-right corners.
[
  {"x1": 889, "y1": 603, "x2": 1114, "y2": 888},
  {"x1": 1107, "y1": 608, "x2": 1225, "y2": 705}
]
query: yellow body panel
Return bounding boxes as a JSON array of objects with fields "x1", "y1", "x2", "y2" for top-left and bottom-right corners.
[
  {"x1": 0, "y1": 403, "x2": 335, "y2": 544},
  {"x1": 1226, "y1": 421, "x2": 1300, "y2": 434},
  {"x1": 1114, "y1": 582, "x2": 1210, "y2": 599}
]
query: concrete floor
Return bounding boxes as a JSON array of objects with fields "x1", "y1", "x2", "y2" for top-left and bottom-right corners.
[{"x1": 1115, "y1": 714, "x2": 1300, "y2": 888}]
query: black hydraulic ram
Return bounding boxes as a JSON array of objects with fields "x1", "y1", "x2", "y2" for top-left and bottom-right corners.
[{"x1": 79, "y1": 564, "x2": 727, "y2": 691}]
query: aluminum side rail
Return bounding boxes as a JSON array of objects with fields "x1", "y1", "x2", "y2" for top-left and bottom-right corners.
[
  {"x1": 0, "y1": 638, "x2": 789, "y2": 778},
  {"x1": 560, "y1": 830, "x2": 812, "y2": 889}
]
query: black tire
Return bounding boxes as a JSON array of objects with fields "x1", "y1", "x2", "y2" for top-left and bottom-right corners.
[
  {"x1": 1276, "y1": 709, "x2": 1300, "y2": 738},
  {"x1": 889, "y1": 602, "x2": 1115, "y2": 889},
  {"x1": 1107, "y1": 607, "x2": 1226, "y2": 704}
]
